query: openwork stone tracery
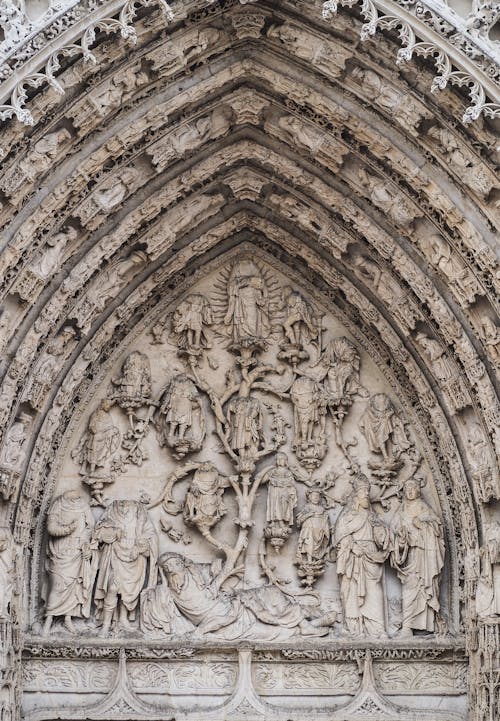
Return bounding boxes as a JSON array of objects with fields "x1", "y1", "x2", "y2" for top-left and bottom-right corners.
[{"x1": 0, "y1": 1, "x2": 498, "y2": 720}]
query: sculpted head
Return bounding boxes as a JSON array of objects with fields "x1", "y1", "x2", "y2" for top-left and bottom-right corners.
[
  {"x1": 100, "y1": 398, "x2": 113, "y2": 412},
  {"x1": 276, "y1": 452, "x2": 288, "y2": 467},
  {"x1": 404, "y1": 476, "x2": 424, "y2": 501},
  {"x1": 307, "y1": 488, "x2": 322, "y2": 505},
  {"x1": 351, "y1": 474, "x2": 370, "y2": 509},
  {"x1": 161, "y1": 553, "x2": 187, "y2": 592},
  {"x1": 64, "y1": 489, "x2": 83, "y2": 503}
]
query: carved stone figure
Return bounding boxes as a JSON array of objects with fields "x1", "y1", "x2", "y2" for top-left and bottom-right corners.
[
  {"x1": 315, "y1": 337, "x2": 367, "y2": 436},
  {"x1": 391, "y1": 477, "x2": 445, "y2": 636},
  {"x1": 295, "y1": 488, "x2": 331, "y2": 587},
  {"x1": 224, "y1": 260, "x2": 270, "y2": 347},
  {"x1": 419, "y1": 233, "x2": 480, "y2": 306},
  {"x1": 351, "y1": 66, "x2": 430, "y2": 131},
  {"x1": 358, "y1": 168, "x2": 417, "y2": 227},
  {"x1": 141, "y1": 552, "x2": 331, "y2": 639},
  {"x1": 183, "y1": 462, "x2": 229, "y2": 531},
  {"x1": 335, "y1": 474, "x2": 390, "y2": 636},
  {"x1": 93, "y1": 500, "x2": 158, "y2": 635},
  {"x1": 352, "y1": 253, "x2": 422, "y2": 331},
  {"x1": 72, "y1": 400, "x2": 120, "y2": 505},
  {"x1": 0, "y1": 527, "x2": 14, "y2": 620},
  {"x1": 43, "y1": 491, "x2": 95, "y2": 634},
  {"x1": 28, "y1": 226, "x2": 77, "y2": 282},
  {"x1": 0, "y1": 413, "x2": 31, "y2": 470},
  {"x1": 226, "y1": 394, "x2": 264, "y2": 463},
  {"x1": 260, "y1": 453, "x2": 298, "y2": 551},
  {"x1": 172, "y1": 293, "x2": 213, "y2": 352},
  {"x1": 476, "y1": 522, "x2": 500, "y2": 620},
  {"x1": 156, "y1": 374, "x2": 205, "y2": 457},
  {"x1": 86, "y1": 250, "x2": 147, "y2": 313},
  {"x1": 428, "y1": 126, "x2": 494, "y2": 197},
  {"x1": 111, "y1": 351, "x2": 152, "y2": 415},
  {"x1": 415, "y1": 332, "x2": 471, "y2": 413},
  {"x1": 278, "y1": 287, "x2": 321, "y2": 365},
  {"x1": 480, "y1": 316, "x2": 500, "y2": 365},
  {"x1": 360, "y1": 393, "x2": 410, "y2": 470},
  {"x1": 290, "y1": 375, "x2": 326, "y2": 469}
]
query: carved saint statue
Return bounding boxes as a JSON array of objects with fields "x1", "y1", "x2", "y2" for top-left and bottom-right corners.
[
  {"x1": 391, "y1": 477, "x2": 445, "y2": 635},
  {"x1": 183, "y1": 462, "x2": 230, "y2": 531},
  {"x1": 172, "y1": 293, "x2": 213, "y2": 351},
  {"x1": 290, "y1": 375, "x2": 326, "y2": 468},
  {"x1": 111, "y1": 351, "x2": 152, "y2": 414},
  {"x1": 415, "y1": 332, "x2": 470, "y2": 412},
  {"x1": 141, "y1": 552, "x2": 332, "y2": 639},
  {"x1": 156, "y1": 374, "x2": 205, "y2": 457},
  {"x1": 315, "y1": 337, "x2": 366, "y2": 413},
  {"x1": 226, "y1": 394, "x2": 264, "y2": 463},
  {"x1": 480, "y1": 316, "x2": 500, "y2": 366},
  {"x1": 0, "y1": 527, "x2": 15, "y2": 620},
  {"x1": 296, "y1": 488, "x2": 331, "y2": 587},
  {"x1": 30, "y1": 227, "x2": 77, "y2": 280},
  {"x1": 93, "y1": 500, "x2": 158, "y2": 635},
  {"x1": 360, "y1": 393, "x2": 410, "y2": 468},
  {"x1": 280, "y1": 288, "x2": 321, "y2": 349},
  {"x1": 0, "y1": 413, "x2": 31, "y2": 470},
  {"x1": 43, "y1": 491, "x2": 95, "y2": 633},
  {"x1": 224, "y1": 260, "x2": 270, "y2": 345},
  {"x1": 476, "y1": 522, "x2": 500, "y2": 620},
  {"x1": 260, "y1": 453, "x2": 298, "y2": 551},
  {"x1": 72, "y1": 400, "x2": 120, "y2": 505},
  {"x1": 420, "y1": 233, "x2": 479, "y2": 306},
  {"x1": 334, "y1": 475, "x2": 390, "y2": 636}
]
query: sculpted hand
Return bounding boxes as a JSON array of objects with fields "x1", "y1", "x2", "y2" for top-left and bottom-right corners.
[
  {"x1": 81, "y1": 542, "x2": 91, "y2": 561},
  {"x1": 137, "y1": 539, "x2": 150, "y2": 555}
]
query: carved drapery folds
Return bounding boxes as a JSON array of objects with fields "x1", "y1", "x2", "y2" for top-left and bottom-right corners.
[
  {"x1": 0, "y1": 1, "x2": 498, "y2": 720},
  {"x1": 38, "y1": 256, "x2": 451, "y2": 649}
]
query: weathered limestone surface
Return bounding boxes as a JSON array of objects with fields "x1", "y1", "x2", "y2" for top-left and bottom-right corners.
[{"x1": 0, "y1": 2, "x2": 499, "y2": 721}]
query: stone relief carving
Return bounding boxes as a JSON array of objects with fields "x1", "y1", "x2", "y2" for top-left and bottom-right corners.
[
  {"x1": 335, "y1": 474, "x2": 391, "y2": 637},
  {"x1": 40, "y1": 255, "x2": 449, "y2": 649},
  {"x1": 415, "y1": 333, "x2": 471, "y2": 414},
  {"x1": 476, "y1": 522, "x2": 500, "y2": 620},
  {"x1": 391, "y1": 477, "x2": 445, "y2": 636},
  {"x1": 0, "y1": 527, "x2": 15, "y2": 620},
  {"x1": 0, "y1": 412, "x2": 32, "y2": 500},
  {"x1": 93, "y1": 500, "x2": 158, "y2": 635},
  {"x1": 43, "y1": 491, "x2": 95, "y2": 634},
  {"x1": 71, "y1": 400, "x2": 121, "y2": 505},
  {"x1": 156, "y1": 374, "x2": 206, "y2": 459}
]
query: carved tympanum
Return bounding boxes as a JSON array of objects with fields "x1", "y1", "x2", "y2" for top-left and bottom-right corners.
[{"x1": 45, "y1": 254, "x2": 446, "y2": 642}]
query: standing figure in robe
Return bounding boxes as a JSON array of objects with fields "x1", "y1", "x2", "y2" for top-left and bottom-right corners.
[
  {"x1": 391, "y1": 476, "x2": 445, "y2": 635},
  {"x1": 43, "y1": 490, "x2": 95, "y2": 634},
  {"x1": 260, "y1": 453, "x2": 298, "y2": 550},
  {"x1": 334, "y1": 474, "x2": 390, "y2": 636},
  {"x1": 93, "y1": 500, "x2": 158, "y2": 635},
  {"x1": 224, "y1": 260, "x2": 270, "y2": 344}
]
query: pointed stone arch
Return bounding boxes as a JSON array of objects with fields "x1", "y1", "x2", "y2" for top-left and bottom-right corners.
[{"x1": 0, "y1": 2, "x2": 498, "y2": 720}]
